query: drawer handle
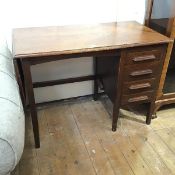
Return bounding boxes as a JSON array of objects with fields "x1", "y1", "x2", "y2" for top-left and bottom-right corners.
[
  {"x1": 128, "y1": 96, "x2": 149, "y2": 103},
  {"x1": 129, "y1": 83, "x2": 151, "y2": 90},
  {"x1": 130, "y1": 69, "x2": 153, "y2": 77},
  {"x1": 133, "y1": 55, "x2": 156, "y2": 62}
]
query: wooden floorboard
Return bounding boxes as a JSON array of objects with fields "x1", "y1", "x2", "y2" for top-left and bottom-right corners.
[
  {"x1": 12, "y1": 97, "x2": 175, "y2": 175},
  {"x1": 71, "y1": 102, "x2": 116, "y2": 175}
]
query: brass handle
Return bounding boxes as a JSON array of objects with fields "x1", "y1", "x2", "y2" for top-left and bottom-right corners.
[
  {"x1": 130, "y1": 69, "x2": 153, "y2": 77},
  {"x1": 133, "y1": 55, "x2": 156, "y2": 62},
  {"x1": 128, "y1": 96, "x2": 149, "y2": 103},
  {"x1": 129, "y1": 83, "x2": 151, "y2": 90}
]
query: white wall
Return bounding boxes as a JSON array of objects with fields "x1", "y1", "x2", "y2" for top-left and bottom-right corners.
[{"x1": 0, "y1": 0, "x2": 146, "y2": 103}]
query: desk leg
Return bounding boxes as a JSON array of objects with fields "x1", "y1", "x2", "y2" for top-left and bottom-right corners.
[
  {"x1": 112, "y1": 102, "x2": 120, "y2": 131},
  {"x1": 13, "y1": 59, "x2": 26, "y2": 110},
  {"x1": 112, "y1": 82, "x2": 122, "y2": 131},
  {"x1": 93, "y1": 57, "x2": 98, "y2": 101},
  {"x1": 112, "y1": 54, "x2": 124, "y2": 131},
  {"x1": 22, "y1": 60, "x2": 40, "y2": 148},
  {"x1": 146, "y1": 101, "x2": 155, "y2": 124}
]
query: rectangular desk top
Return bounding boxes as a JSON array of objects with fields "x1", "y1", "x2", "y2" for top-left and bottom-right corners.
[{"x1": 13, "y1": 21, "x2": 172, "y2": 59}]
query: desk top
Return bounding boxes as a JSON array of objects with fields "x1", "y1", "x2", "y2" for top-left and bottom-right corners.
[{"x1": 13, "y1": 21, "x2": 172, "y2": 59}]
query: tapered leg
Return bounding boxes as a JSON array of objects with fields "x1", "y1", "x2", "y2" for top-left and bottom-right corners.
[
  {"x1": 112, "y1": 103, "x2": 120, "y2": 131},
  {"x1": 112, "y1": 53, "x2": 123, "y2": 131},
  {"x1": 146, "y1": 101, "x2": 155, "y2": 125},
  {"x1": 13, "y1": 59, "x2": 26, "y2": 110},
  {"x1": 93, "y1": 57, "x2": 98, "y2": 101},
  {"x1": 22, "y1": 60, "x2": 40, "y2": 148},
  {"x1": 112, "y1": 61, "x2": 121, "y2": 131}
]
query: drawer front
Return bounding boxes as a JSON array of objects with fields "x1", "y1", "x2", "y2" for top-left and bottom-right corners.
[
  {"x1": 124, "y1": 46, "x2": 163, "y2": 65},
  {"x1": 121, "y1": 91, "x2": 154, "y2": 105},
  {"x1": 123, "y1": 62, "x2": 162, "y2": 82},
  {"x1": 123, "y1": 78, "x2": 157, "y2": 95}
]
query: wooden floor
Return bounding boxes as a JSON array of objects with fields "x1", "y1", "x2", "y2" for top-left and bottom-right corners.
[{"x1": 12, "y1": 96, "x2": 175, "y2": 175}]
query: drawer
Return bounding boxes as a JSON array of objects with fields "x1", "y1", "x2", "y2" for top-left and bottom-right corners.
[
  {"x1": 123, "y1": 62, "x2": 162, "y2": 82},
  {"x1": 122, "y1": 78, "x2": 157, "y2": 95},
  {"x1": 124, "y1": 46, "x2": 163, "y2": 65},
  {"x1": 121, "y1": 91, "x2": 154, "y2": 106}
]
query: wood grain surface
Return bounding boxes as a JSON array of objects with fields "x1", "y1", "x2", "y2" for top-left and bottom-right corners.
[
  {"x1": 13, "y1": 21, "x2": 171, "y2": 59},
  {"x1": 12, "y1": 97, "x2": 175, "y2": 175}
]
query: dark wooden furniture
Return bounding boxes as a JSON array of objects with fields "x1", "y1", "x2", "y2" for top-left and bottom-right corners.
[
  {"x1": 13, "y1": 21, "x2": 171, "y2": 148},
  {"x1": 145, "y1": 0, "x2": 175, "y2": 114}
]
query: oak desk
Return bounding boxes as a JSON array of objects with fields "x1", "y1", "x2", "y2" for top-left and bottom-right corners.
[{"x1": 13, "y1": 21, "x2": 171, "y2": 148}]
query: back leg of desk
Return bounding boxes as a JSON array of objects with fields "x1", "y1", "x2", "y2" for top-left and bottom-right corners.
[
  {"x1": 93, "y1": 57, "x2": 98, "y2": 101},
  {"x1": 14, "y1": 59, "x2": 26, "y2": 111}
]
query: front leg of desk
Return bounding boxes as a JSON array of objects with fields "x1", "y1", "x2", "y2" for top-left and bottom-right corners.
[
  {"x1": 22, "y1": 60, "x2": 40, "y2": 148},
  {"x1": 94, "y1": 54, "x2": 123, "y2": 131},
  {"x1": 112, "y1": 53, "x2": 124, "y2": 131}
]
